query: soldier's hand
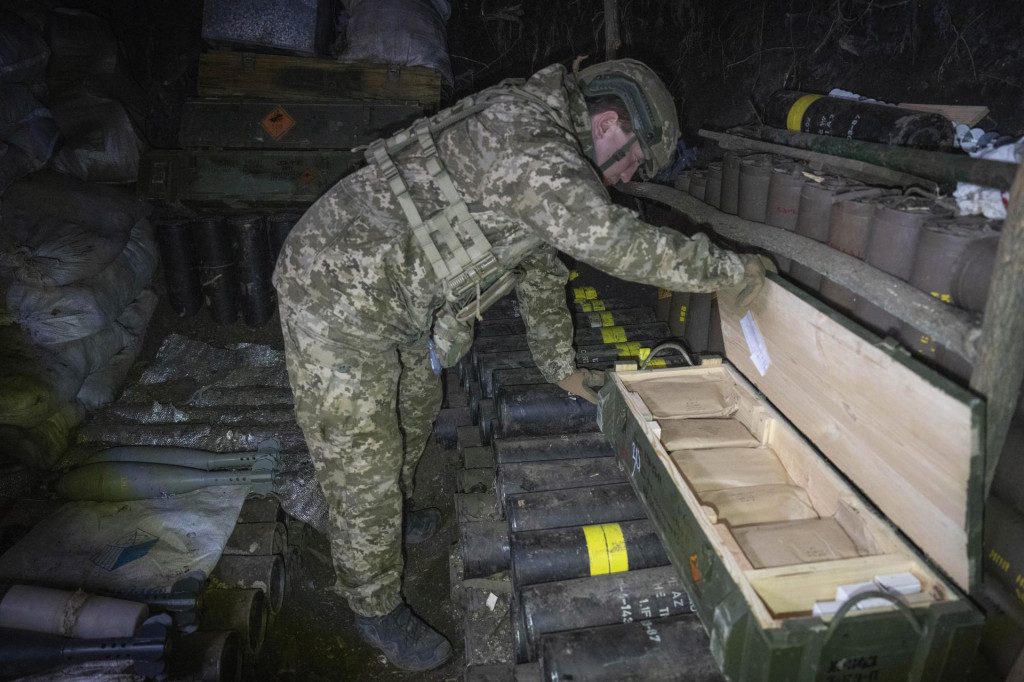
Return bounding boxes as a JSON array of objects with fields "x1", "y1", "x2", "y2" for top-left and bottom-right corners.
[
  {"x1": 556, "y1": 368, "x2": 604, "y2": 404},
  {"x1": 722, "y1": 254, "x2": 775, "y2": 312}
]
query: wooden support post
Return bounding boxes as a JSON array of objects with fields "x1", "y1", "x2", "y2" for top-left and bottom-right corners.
[
  {"x1": 617, "y1": 182, "x2": 981, "y2": 363},
  {"x1": 604, "y1": 0, "x2": 621, "y2": 60},
  {"x1": 970, "y1": 161, "x2": 1024, "y2": 496}
]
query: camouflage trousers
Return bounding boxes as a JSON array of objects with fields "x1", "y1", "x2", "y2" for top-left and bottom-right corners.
[{"x1": 280, "y1": 316, "x2": 442, "y2": 616}]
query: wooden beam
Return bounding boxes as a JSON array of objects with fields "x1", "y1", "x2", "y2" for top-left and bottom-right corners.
[
  {"x1": 618, "y1": 182, "x2": 981, "y2": 362},
  {"x1": 970, "y1": 161, "x2": 1024, "y2": 496},
  {"x1": 751, "y1": 126, "x2": 1017, "y2": 190},
  {"x1": 604, "y1": 0, "x2": 621, "y2": 60},
  {"x1": 699, "y1": 129, "x2": 936, "y2": 190}
]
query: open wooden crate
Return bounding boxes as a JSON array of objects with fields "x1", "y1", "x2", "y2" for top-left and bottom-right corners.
[{"x1": 598, "y1": 276, "x2": 984, "y2": 681}]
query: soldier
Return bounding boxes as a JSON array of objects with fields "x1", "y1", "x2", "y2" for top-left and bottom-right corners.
[{"x1": 273, "y1": 59, "x2": 767, "y2": 670}]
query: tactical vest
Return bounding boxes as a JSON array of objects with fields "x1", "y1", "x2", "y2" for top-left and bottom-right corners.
[{"x1": 365, "y1": 80, "x2": 571, "y2": 366}]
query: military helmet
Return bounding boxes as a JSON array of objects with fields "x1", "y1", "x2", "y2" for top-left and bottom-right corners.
[{"x1": 577, "y1": 59, "x2": 679, "y2": 177}]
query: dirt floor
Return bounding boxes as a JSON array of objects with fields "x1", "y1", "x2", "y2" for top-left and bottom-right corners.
[{"x1": 137, "y1": 293, "x2": 465, "y2": 680}]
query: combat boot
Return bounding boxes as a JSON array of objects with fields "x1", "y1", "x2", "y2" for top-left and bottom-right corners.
[
  {"x1": 354, "y1": 603, "x2": 452, "y2": 671},
  {"x1": 404, "y1": 506, "x2": 442, "y2": 544}
]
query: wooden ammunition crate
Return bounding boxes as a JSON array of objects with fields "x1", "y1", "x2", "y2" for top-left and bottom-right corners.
[
  {"x1": 138, "y1": 149, "x2": 363, "y2": 208},
  {"x1": 179, "y1": 99, "x2": 424, "y2": 150},
  {"x1": 599, "y1": 275, "x2": 984, "y2": 681},
  {"x1": 198, "y1": 51, "x2": 442, "y2": 110}
]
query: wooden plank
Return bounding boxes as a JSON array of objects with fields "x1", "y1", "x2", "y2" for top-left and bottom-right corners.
[
  {"x1": 970, "y1": 161, "x2": 1024, "y2": 496},
  {"x1": 198, "y1": 51, "x2": 441, "y2": 109},
  {"x1": 746, "y1": 554, "x2": 913, "y2": 615},
  {"x1": 137, "y1": 149, "x2": 363, "y2": 208},
  {"x1": 179, "y1": 99, "x2": 423, "y2": 150},
  {"x1": 719, "y1": 277, "x2": 982, "y2": 592},
  {"x1": 700, "y1": 128, "x2": 933, "y2": 189}
]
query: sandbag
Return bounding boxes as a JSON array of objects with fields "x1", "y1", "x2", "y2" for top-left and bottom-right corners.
[
  {"x1": 50, "y1": 92, "x2": 141, "y2": 184},
  {"x1": 7, "y1": 219, "x2": 158, "y2": 344},
  {"x1": 0, "y1": 9, "x2": 49, "y2": 87},
  {"x1": 46, "y1": 315, "x2": 132, "y2": 400},
  {"x1": 45, "y1": 8, "x2": 149, "y2": 133},
  {"x1": 341, "y1": 0, "x2": 452, "y2": 90},
  {"x1": 0, "y1": 82, "x2": 61, "y2": 167},
  {"x1": 0, "y1": 170, "x2": 149, "y2": 286},
  {"x1": 0, "y1": 399, "x2": 86, "y2": 470},
  {"x1": 0, "y1": 322, "x2": 69, "y2": 428},
  {"x1": 77, "y1": 288, "x2": 158, "y2": 411}
]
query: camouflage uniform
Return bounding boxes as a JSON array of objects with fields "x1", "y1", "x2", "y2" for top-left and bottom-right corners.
[{"x1": 273, "y1": 64, "x2": 746, "y2": 616}]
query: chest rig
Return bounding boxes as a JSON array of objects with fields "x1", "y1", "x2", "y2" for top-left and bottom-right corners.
[{"x1": 365, "y1": 82, "x2": 563, "y2": 365}]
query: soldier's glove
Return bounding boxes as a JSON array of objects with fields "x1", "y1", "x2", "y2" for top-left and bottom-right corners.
[
  {"x1": 556, "y1": 368, "x2": 605, "y2": 404},
  {"x1": 721, "y1": 254, "x2": 776, "y2": 312}
]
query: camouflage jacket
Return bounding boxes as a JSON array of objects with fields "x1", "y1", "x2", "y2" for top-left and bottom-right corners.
[{"x1": 273, "y1": 64, "x2": 746, "y2": 382}]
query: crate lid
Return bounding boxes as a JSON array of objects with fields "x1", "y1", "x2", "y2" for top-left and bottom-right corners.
[{"x1": 719, "y1": 276, "x2": 984, "y2": 593}]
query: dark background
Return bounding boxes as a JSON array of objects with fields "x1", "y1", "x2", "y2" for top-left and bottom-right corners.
[{"x1": 55, "y1": 0, "x2": 1024, "y2": 148}]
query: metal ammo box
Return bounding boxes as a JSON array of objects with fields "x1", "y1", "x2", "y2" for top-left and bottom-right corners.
[{"x1": 598, "y1": 275, "x2": 984, "y2": 681}]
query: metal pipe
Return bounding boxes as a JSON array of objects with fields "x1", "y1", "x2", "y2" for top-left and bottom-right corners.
[
  {"x1": 461, "y1": 520, "x2": 511, "y2": 579},
  {"x1": 493, "y1": 433, "x2": 614, "y2": 464},
  {"x1": 237, "y1": 495, "x2": 285, "y2": 524},
  {"x1": 540, "y1": 613, "x2": 722, "y2": 681},
  {"x1": 197, "y1": 588, "x2": 267, "y2": 655},
  {"x1": 210, "y1": 554, "x2": 285, "y2": 615},
  {"x1": 83, "y1": 444, "x2": 279, "y2": 471},
  {"x1": 512, "y1": 565, "x2": 692, "y2": 662},
  {"x1": 496, "y1": 384, "x2": 599, "y2": 439},
  {"x1": 192, "y1": 216, "x2": 238, "y2": 325},
  {"x1": 227, "y1": 214, "x2": 275, "y2": 328},
  {"x1": 478, "y1": 399, "x2": 496, "y2": 445},
  {"x1": 224, "y1": 521, "x2": 287, "y2": 556},
  {"x1": 497, "y1": 457, "x2": 625, "y2": 508},
  {"x1": 54, "y1": 462, "x2": 275, "y2": 501},
  {"x1": 153, "y1": 218, "x2": 202, "y2": 318},
  {"x1": 0, "y1": 625, "x2": 168, "y2": 679},
  {"x1": 266, "y1": 213, "x2": 299, "y2": 272},
  {"x1": 506, "y1": 482, "x2": 647, "y2": 532},
  {"x1": 510, "y1": 519, "x2": 669, "y2": 587}
]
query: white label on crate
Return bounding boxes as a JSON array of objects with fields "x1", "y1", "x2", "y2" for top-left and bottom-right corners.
[
  {"x1": 874, "y1": 572, "x2": 922, "y2": 595},
  {"x1": 741, "y1": 312, "x2": 771, "y2": 376},
  {"x1": 836, "y1": 581, "x2": 877, "y2": 602}
]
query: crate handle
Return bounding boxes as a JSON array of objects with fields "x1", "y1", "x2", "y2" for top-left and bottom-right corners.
[{"x1": 823, "y1": 589, "x2": 923, "y2": 644}]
